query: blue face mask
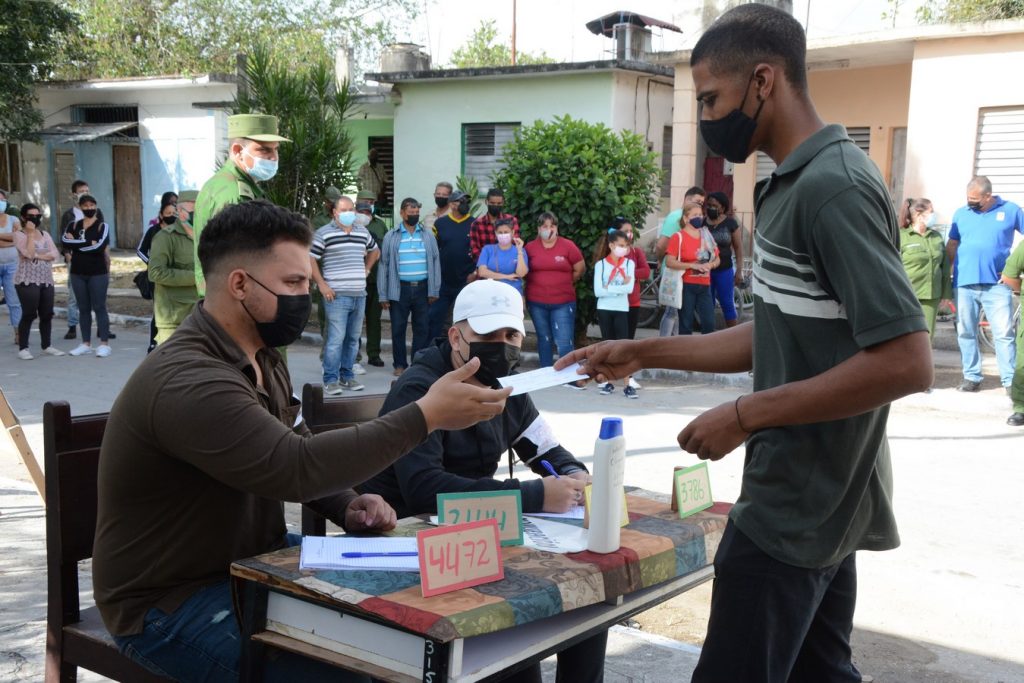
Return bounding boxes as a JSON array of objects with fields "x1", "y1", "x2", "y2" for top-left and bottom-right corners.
[
  {"x1": 0, "y1": 200, "x2": 6, "y2": 213},
  {"x1": 925, "y1": 213, "x2": 936, "y2": 228},
  {"x1": 243, "y1": 148, "x2": 278, "y2": 182},
  {"x1": 688, "y1": 217, "x2": 703, "y2": 229},
  {"x1": 336, "y1": 211, "x2": 356, "y2": 227}
]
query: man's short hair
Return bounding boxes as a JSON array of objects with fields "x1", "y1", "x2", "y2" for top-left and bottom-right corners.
[
  {"x1": 486, "y1": 188, "x2": 504, "y2": 200},
  {"x1": 198, "y1": 199, "x2": 312, "y2": 278},
  {"x1": 691, "y1": 3, "x2": 808, "y2": 93},
  {"x1": 968, "y1": 176, "x2": 992, "y2": 195},
  {"x1": 332, "y1": 195, "x2": 354, "y2": 211},
  {"x1": 435, "y1": 181, "x2": 454, "y2": 193},
  {"x1": 71, "y1": 179, "x2": 89, "y2": 194},
  {"x1": 684, "y1": 186, "x2": 706, "y2": 200},
  {"x1": 400, "y1": 197, "x2": 421, "y2": 211}
]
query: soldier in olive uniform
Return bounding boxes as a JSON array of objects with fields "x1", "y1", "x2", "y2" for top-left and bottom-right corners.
[
  {"x1": 192, "y1": 114, "x2": 290, "y2": 296},
  {"x1": 357, "y1": 190, "x2": 389, "y2": 366},
  {"x1": 148, "y1": 190, "x2": 199, "y2": 345}
]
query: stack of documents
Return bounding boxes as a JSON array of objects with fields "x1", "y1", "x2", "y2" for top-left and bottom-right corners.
[{"x1": 299, "y1": 536, "x2": 420, "y2": 572}]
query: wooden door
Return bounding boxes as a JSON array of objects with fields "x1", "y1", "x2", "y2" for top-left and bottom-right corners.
[
  {"x1": 112, "y1": 145, "x2": 142, "y2": 249},
  {"x1": 53, "y1": 151, "x2": 76, "y2": 234}
]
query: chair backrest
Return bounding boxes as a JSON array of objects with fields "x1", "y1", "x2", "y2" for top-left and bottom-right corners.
[
  {"x1": 300, "y1": 385, "x2": 387, "y2": 535},
  {"x1": 44, "y1": 401, "x2": 109, "y2": 626}
]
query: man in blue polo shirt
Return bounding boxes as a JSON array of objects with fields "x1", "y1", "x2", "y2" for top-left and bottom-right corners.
[
  {"x1": 946, "y1": 176, "x2": 1024, "y2": 393},
  {"x1": 378, "y1": 198, "x2": 440, "y2": 376}
]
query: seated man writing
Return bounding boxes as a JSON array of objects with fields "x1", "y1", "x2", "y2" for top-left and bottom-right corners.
[
  {"x1": 92, "y1": 200, "x2": 511, "y2": 683},
  {"x1": 359, "y1": 279, "x2": 606, "y2": 683}
]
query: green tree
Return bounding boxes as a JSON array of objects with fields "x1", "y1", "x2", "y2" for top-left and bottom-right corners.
[
  {"x1": 0, "y1": 0, "x2": 76, "y2": 141},
  {"x1": 450, "y1": 20, "x2": 555, "y2": 68},
  {"x1": 916, "y1": 0, "x2": 1024, "y2": 22},
  {"x1": 493, "y1": 116, "x2": 661, "y2": 340},
  {"x1": 57, "y1": 0, "x2": 418, "y2": 80},
  {"x1": 234, "y1": 43, "x2": 356, "y2": 216}
]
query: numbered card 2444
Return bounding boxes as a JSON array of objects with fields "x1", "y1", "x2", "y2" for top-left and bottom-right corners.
[
  {"x1": 437, "y1": 490, "x2": 523, "y2": 546},
  {"x1": 417, "y1": 518, "x2": 504, "y2": 598},
  {"x1": 674, "y1": 462, "x2": 713, "y2": 519}
]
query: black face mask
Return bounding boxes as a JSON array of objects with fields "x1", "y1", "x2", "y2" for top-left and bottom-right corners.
[
  {"x1": 82, "y1": 208, "x2": 97, "y2": 218},
  {"x1": 967, "y1": 201, "x2": 983, "y2": 212},
  {"x1": 456, "y1": 329, "x2": 521, "y2": 388},
  {"x1": 699, "y1": 71, "x2": 765, "y2": 164},
  {"x1": 162, "y1": 215, "x2": 177, "y2": 225},
  {"x1": 487, "y1": 205, "x2": 502, "y2": 217},
  {"x1": 434, "y1": 196, "x2": 449, "y2": 208},
  {"x1": 24, "y1": 215, "x2": 41, "y2": 227},
  {"x1": 241, "y1": 273, "x2": 312, "y2": 348},
  {"x1": 457, "y1": 199, "x2": 471, "y2": 215},
  {"x1": 706, "y1": 206, "x2": 721, "y2": 221},
  {"x1": 404, "y1": 213, "x2": 420, "y2": 226}
]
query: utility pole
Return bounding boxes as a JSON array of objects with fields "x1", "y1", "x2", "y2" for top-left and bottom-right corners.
[{"x1": 511, "y1": 0, "x2": 518, "y2": 65}]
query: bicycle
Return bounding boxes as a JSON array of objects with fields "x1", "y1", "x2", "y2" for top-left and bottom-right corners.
[
  {"x1": 946, "y1": 296, "x2": 1020, "y2": 352},
  {"x1": 636, "y1": 258, "x2": 754, "y2": 329}
]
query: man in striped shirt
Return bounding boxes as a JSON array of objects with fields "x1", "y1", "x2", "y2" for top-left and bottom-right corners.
[{"x1": 311, "y1": 196, "x2": 379, "y2": 395}]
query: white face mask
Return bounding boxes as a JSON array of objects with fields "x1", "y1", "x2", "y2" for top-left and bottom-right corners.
[
  {"x1": 612, "y1": 245, "x2": 630, "y2": 258},
  {"x1": 539, "y1": 228, "x2": 554, "y2": 240},
  {"x1": 353, "y1": 213, "x2": 371, "y2": 227},
  {"x1": 496, "y1": 233, "x2": 513, "y2": 246}
]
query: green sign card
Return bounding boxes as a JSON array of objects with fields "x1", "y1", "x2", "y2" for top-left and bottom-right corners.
[
  {"x1": 674, "y1": 462, "x2": 713, "y2": 519},
  {"x1": 437, "y1": 490, "x2": 524, "y2": 546}
]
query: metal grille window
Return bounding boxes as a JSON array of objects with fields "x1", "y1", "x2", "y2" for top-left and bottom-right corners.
[
  {"x1": 462, "y1": 123, "x2": 519, "y2": 194},
  {"x1": 0, "y1": 143, "x2": 20, "y2": 192},
  {"x1": 756, "y1": 126, "x2": 870, "y2": 182},
  {"x1": 975, "y1": 107, "x2": 1024, "y2": 206},
  {"x1": 661, "y1": 126, "x2": 672, "y2": 198},
  {"x1": 71, "y1": 105, "x2": 140, "y2": 139}
]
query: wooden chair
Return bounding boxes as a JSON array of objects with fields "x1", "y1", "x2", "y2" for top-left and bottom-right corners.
[
  {"x1": 43, "y1": 401, "x2": 169, "y2": 683},
  {"x1": 299, "y1": 384, "x2": 387, "y2": 536}
]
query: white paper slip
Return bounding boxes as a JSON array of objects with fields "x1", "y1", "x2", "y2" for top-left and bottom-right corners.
[
  {"x1": 299, "y1": 536, "x2": 420, "y2": 572},
  {"x1": 524, "y1": 505, "x2": 585, "y2": 520},
  {"x1": 498, "y1": 363, "x2": 588, "y2": 396},
  {"x1": 521, "y1": 516, "x2": 589, "y2": 553}
]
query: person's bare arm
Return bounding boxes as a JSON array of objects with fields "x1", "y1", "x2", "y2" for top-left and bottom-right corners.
[
  {"x1": 946, "y1": 238, "x2": 959, "y2": 265},
  {"x1": 310, "y1": 257, "x2": 334, "y2": 301},
  {"x1": 1001, "y1": 273, "x2": 1021, "y2": 293},
  {"x1": 731, "y1": 228, "x2": 744, "y2": 284},
  {"x1": 572, "y1": 259, "x2": 585, "y2": 282},
  {"x1": 655, "y1": 235, "x2": 670, "y2": 261},
  {"x1": 364, "y1": 248, "x2": 380, "y2": 275}
]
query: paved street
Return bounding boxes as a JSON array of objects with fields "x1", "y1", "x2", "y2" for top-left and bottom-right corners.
[{"x1": 1, "y1": 314, "x2": 1022, "y2": 682}]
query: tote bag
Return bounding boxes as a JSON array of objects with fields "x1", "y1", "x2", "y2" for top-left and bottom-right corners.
[{"x1": 657, "y1": 236, "x2": 684, "y2": 308}]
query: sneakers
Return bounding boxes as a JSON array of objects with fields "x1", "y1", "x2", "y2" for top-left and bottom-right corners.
[
  {"x1": 352, "y1": 362, "x2": 367, "y2": 375},
  {"x1": 340, "y1": 379, "x2": 365, "y2": 391},
  {"x1": 43, "y1": 347, "x2": 66, "y2": 356},
  {"x1": 599, "y1": 383, "x2": 614, "y2": 395},
  {"x1": 1007, "y1": 412, "x2": 1024, "y2": 427},
  {"x1": 96, "y1": 345, "x2": 112, "y2": 358},
  {"x1": 69, "y1": 343, "x2": 93, "y2": 356},
  {"x1": 956, "y1": 379, "x2": 981, "y2": 392},
  {"x1": 324, "y1": 382, "x2": 344, "y2": 396},
  {"x1": 107, "y1": 332, "x2": 117, "y2": 339},
  {"x1": 64, "y1": 326, "x2": 77, "y2": 340},
  {"x1": 368, "y1": 357, "x2": 385, "y2": 367},
  {"x1": 628, "y1": 377, "x2": 642, "y2": 390},
  {"x1": 624, "y1": 386, "x2": 639, "y2": 399},
  {"x1": 17, "y1": 348, "x2": 33, "y2": 360},
  {"x1": 564, "y1": 380, "x2": 588, "y2": 390}
]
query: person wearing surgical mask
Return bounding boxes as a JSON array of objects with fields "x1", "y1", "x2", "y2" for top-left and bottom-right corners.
[
  {"x1": 899, "y1": 197, "x2": 951, "y2": 339},
  {"x1": 311, "y1": 196, "x2": 380, "y2": 395},
  {"x1": 428, "y1": 190, "x2": 478, "y2": 340},
  {"x1": 592, "y1": 227, "x2": 637, "y2": 397},
  {"x1": 476, "y1": 218, "x2": 528, "y2": 294},
  {"x1": 0, "y1": 188, "x2": 23, "y2": 345}
]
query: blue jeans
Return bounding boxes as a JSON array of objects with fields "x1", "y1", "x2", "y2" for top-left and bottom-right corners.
[
  {"x1": 113, "y1": 535, "x2": 370, "y2": 683},
  {"x1": 680, "y1": 283, "x2": 714, "y2": 335},
  {"x1": 0, "y1": 261, "x2": 22, "y2": 329},
  {"x1": 659, "y1": 305, "x2": 678, "y2": 337},
  {"x1": 428, "y1": 282, "x2": 466, "y2": 341},
  {"x1": 322, "y1": 294, "x2": 366, "y2": 383},
  {"x1": 528, "y1": 301, "x2": 576, "y2": 367},
  {"x1": 69, "y1": 272, "x2": 109, "y2": 343},
  {"x1": 66, "y1": 277, "x2": 79, "y2": 326},
  {"x1": 390, "y1": 281, "x2": 429, "y2": 369},
  {"x1": 957, "y1": 283, "x2": 1016, "y2": 385},
  {"x1": 710, "y1": 267, "x2": 737, "y2": 321}
]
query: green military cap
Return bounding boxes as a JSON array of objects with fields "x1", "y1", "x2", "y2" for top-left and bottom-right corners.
[
  {"x1": 356, "y1": 189, "x2": 377, "y2": 200},
  {"x1": 227, "y1": 114, "x2": 290, "y2": 142},
  {"x1": 177, "y1": 190, "x2": 199, "y2": 202},
  {"x1": 325, "y1": 186, "x2": 342, "y2": 202}
]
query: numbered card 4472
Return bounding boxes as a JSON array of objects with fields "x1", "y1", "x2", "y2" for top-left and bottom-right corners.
[
  {"x1": 674, "y1": 462, "x2": 713, "y2": 519},
  {"x1": 417, "y1": 518, "x2": 504, "y2": 598}
]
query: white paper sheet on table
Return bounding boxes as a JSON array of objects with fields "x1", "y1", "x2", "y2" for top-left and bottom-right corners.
[
  {"x1": 498, "y1": 363, "x2": 588, "y2": 396},
  {"x1": 521, "y1": 516, "x2": 589, "y2": 553},
  {"x1": 524, "y1": 505, "x2": 585, "y2": 520},
  {"x1": 299, "y1": 536, "x2": 419, "y2": 572}
]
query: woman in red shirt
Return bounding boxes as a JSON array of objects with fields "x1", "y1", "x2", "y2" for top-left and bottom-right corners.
[
  {"x1": 524, "y1": 212, "x2": 585, "y2": 372},
  {"x1": 665, "y1": 202, "x2": 719, "y2": 334}
]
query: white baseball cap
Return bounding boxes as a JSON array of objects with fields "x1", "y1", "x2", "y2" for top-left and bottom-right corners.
[{"x1": 453, "y1": 280, "x2": 525, "y2": 335}]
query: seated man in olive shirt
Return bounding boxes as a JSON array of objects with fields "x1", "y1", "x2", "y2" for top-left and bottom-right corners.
[{"x1": 92, "y1": 200, "x2": 511, "y2": 683}]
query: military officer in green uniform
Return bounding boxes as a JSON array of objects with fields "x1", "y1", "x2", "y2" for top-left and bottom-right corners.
[
  {"x1": 1000, "y1": 241, "x2": 1024, "y2": 426},
  {"x1": 898, "y1": 197, "x2": 952, "y2": 337},
  {"x1": 357, "y1": 190, "x2": 389, "y2": 366},
  {"x1": 148, "y1": 190, "x2": 199, "y2": 344},
  {"x1": 192, "y1": 114, "x2": 290, "y2": 296},
  {"x1": 309, "y1": 186, "x2": 343, "y2": 231}
]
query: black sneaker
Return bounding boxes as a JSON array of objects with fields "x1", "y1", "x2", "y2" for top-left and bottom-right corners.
[
  {"x1": 107, "y1": 331, "x2": 117, "y2": 339},
  {"x1": 64, "y1": 326, "x2": 77, "y2": 340},
  {"x1": 368, "y1": 357, "x2": 385, "y2": 367},
  {"x1": 599, "y1": 383, "x2": 614, "y2": 395},
  {"x1": 957, "y1": 379, "x2": 981, "y2": 392},
  {"x1": 624, "y1": 386, "x2": 639, "y2": 399},
  {"x1": 1007, "y1": 412, "x2": 1024, "y2": 427}
]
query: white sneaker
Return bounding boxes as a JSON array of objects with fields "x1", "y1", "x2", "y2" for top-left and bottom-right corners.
[
  {"x1": 17, "y1": 348, "x2": 33, "y2": 360},
  {"x1": 324, "y1": 382, "x2": 344, "y2": 396},
  {"x1": 352, "y1": 362, "x2": 367, "y2": 375},
  {"x1": 69, "y1": 343, "x2": 93, "y2": 356},
  {"x1": 628, "y1": 377, "x2": 642, "y2": 390},
  {"x1": 43, "y1": 347, "x2": 66, "y2": 356},
  {"x1": 96, "y1": 345, "x2": 112, "y2": 358}
]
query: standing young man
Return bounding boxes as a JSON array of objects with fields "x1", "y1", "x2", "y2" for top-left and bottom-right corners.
[
  {"x1": 311, "y1": 195, "x2": 380, "y2": 395},
  {"x1": 469, "y1": 188, "x2": 520, "y2": 261},
  {"x1": 557, "y1": 5, "x2": 932, "y2": 681}
]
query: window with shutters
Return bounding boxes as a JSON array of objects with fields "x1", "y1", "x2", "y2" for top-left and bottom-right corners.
[
  {"x1": 462, "y1": 123, "x2": 519, "y2": 194},
  {"x1": 661, "y1": 126, "x2": 672, "y2": 198},
  {"x1": 71, "y1": 104, "x2": 140, "y2": 139},
  {"x1": 755, "y1": 126, "x2": 871, "y2": 182},
  {"x1": 975, "y1": 107, "x2": 1024, "y2": 206},
  {"x1": 0, "y1": 142, "x2": 21, "y2": 192}
]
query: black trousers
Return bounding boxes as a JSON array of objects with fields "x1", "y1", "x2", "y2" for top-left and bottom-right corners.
[
  {"x1": 503, "y1": 630, "x2": 608, "y2": 682},
  {"x1": 627, "y1": 306, "x2": 640, "y2": 339},
  {"x1": 692, "y1": 521, "x2": 862, "y2": 683},
  {"x1": 15, "y1": 283, "x2": 54, "y2": 350},
  {"x1": 597, "y1": 309, "x2": 629, "y2": 342}
]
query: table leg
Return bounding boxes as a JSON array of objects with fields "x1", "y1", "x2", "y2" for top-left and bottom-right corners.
[
  {"x1": 237, "y1": 580, "x2": 269, "y2": 683},
  {"x1": 422, "y1": 638, "x2": 450, "y2": 683}
]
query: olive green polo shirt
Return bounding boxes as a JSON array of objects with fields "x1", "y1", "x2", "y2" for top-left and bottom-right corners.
[
  {"x1": 900, "y1": 226, "x2": 953, "y2": 301},
  {"x1": 191, "y1": 161, "x2": 264, "y2": 296},
  {"x1": 743, "y1": 124, "x2": 927, "y2": 568}
]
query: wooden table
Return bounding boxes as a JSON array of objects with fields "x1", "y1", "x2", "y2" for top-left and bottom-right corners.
[{"x1": 231, "y1": 490, "x2": 730, "y2": 682}]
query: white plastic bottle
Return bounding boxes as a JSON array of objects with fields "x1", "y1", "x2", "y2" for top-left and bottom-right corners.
[{"x1": 587, "y1": 417, "x2": 626, "y2": 554}]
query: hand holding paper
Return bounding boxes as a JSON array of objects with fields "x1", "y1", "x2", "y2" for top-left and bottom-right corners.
[{"x1": 498, "y1": 363, "x2": 590, "y2": 396}]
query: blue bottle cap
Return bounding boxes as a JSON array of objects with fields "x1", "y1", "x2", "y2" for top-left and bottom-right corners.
[{"x1": 599, "y1": 417, "x2": 623, "y2": 440}]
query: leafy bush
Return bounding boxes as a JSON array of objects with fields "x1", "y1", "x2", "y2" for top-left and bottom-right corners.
[{"x1": 493, "y1": 115, "x2": 662, "y2": 340}]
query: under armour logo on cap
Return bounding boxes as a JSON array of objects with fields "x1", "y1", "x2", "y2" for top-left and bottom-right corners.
[{"x1": 492, "y1": 295, "x2": 511, "y2": 308}]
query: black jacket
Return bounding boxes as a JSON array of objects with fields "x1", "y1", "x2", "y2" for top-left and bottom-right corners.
[{"x1": 358, "y1": 340, "x2": 587, "y2": 516}]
